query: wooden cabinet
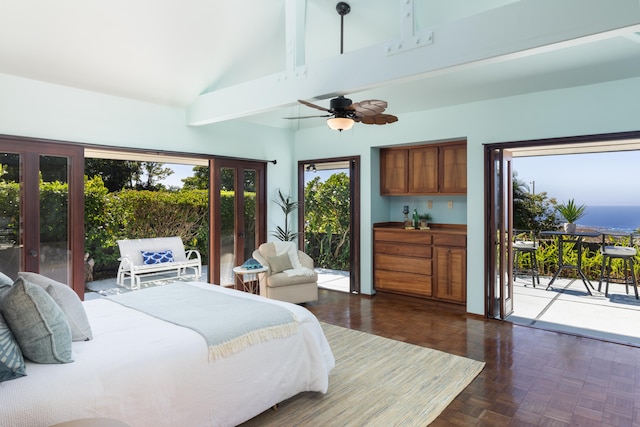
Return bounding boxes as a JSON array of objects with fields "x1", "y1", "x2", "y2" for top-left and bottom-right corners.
[
  {"x1": 439, "y1": 143, "x2": 467, "y2": 194},
  {"x1": 380, "y1": 148, "x2": 408, "y2": 194},
  {"x1": 374, "y1": 229, "x2": 432, "y2": 297},
  {"x1": 373, "y1": 226, "x2": 466, "y2": 304},
  {"x1": 409, "y1": 146, "x2": 438, "y2": 193},
  {"x1": 380, "y1": 141, "x2": 466, "y2": 195},
  {"x1": 433, "y1": 234, "x2": 466, "y2": 303}
]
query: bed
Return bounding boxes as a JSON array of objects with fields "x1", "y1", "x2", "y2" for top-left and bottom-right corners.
[{"x1": 0, "y1": 281, "x2": 335, "y2": 427}]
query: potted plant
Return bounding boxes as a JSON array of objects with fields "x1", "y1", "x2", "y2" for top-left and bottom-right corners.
[
  {"x1": 555, "y1": 199, "x2": 587, "y2": 233},
  {"x1": 418, "y1": 212, "x2": 433, "y2": 229},
  {"x1": 271, "y1": 189, "x2": 299, "y2": 241}
]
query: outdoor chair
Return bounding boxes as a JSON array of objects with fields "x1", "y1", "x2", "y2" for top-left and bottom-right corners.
[
  {"x1": 513, "y1": 230, "x2": 540, "y2": 287},
  {"x1": 598, "y1": 233, "x2": 639, "y2": 299}
]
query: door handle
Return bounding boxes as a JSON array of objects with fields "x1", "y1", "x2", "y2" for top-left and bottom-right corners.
[
  {"x1": 239, "y1": 232, "x2": 245, "y2": 238},
  {"x1": 28, "y1": 249, "x2": 37, "y2": 258}
]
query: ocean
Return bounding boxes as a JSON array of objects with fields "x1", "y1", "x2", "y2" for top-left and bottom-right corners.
[{"x1": 578, "y1": 206, "x2": 640, "y2": 232}]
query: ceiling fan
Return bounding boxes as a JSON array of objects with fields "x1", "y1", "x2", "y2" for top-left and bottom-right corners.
[
  {"x1": 283, "y1": 2, "x2": 399, "y2": 131},
  {"x1": 285, "y1": 96, "x2": 398, "y2": 131}
]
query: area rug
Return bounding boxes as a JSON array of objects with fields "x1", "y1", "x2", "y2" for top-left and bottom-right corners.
[{"x1": 241, "y1": 322, "x2": 485, "y2": 426}]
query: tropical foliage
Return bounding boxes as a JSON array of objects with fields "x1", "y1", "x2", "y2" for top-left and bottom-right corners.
[
  {"x1": 271, "y1": 189, "x2": 299, "y2": 241},
  {"x1": 304, "y1": 173, "x2": 350, "y2": 270}
]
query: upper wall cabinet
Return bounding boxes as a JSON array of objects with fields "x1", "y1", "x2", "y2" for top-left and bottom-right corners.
[{"x1": 380, "y1": 141, "x2": 467, "y2": 195}]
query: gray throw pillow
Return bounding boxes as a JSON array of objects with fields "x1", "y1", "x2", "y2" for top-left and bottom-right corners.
[
  {"x1": 1, "y1": 277, "x2": 73, "y2": 364},
  {"x1": 0, "y1": 271, "x2": 13, "y2": 287},
  {"x1": 0, "y1": 312, "x2": 26, "y2": 382},
  {"x1": 18, "y1": 272, "x2": 93, "y2": 341},
  {"x1": 267, "y1": 253, "x2": 293, "y2": 274},
  {"x1": 0, "y1": 271, "x2": 13, "y2": 302}
]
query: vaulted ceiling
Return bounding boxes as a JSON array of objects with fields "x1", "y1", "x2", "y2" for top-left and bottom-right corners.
[{"x1": 2, "y1": 0, "x2": 640, "y2": 130}]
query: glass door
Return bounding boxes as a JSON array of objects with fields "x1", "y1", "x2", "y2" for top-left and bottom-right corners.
[
  {"x1": 486, "y1": 148, "x2": 514, "y2": 319},
  {"x1": 209, "y1": 159, "x2": 266, "y2": 286},
  {"x1": 298, "y1": 157, "x2": 360, "y2": 294},
  {"x1": 0, "y1": 137, "x2": 84, "y2": 296}
]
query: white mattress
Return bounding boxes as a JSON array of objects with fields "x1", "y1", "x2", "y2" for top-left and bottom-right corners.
[{"x1": 0, "y1": 282, "x2": 335, "y2": 427}]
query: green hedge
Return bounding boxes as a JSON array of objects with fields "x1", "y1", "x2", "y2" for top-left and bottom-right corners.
[{"x1": 0, "y1": 176, "x2": 258, "y2": 279}]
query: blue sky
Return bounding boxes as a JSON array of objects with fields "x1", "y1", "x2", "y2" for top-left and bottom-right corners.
[{"x1": 514, "y1": 151, "x2": 640, "y2": 206}]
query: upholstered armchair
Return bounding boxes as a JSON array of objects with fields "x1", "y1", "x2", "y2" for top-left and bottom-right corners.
[{"x1": 252, "y1": 242, "x2": 318, "y2": 304}]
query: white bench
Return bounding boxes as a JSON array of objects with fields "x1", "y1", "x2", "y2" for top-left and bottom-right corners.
[{"x1": 116, "y1": 237, "x2": 202, "y2": 289}]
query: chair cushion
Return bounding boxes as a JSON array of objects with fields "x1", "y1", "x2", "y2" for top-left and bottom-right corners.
[
  {"x1": 601, "y1": 246, "x2": 637, "y2": 257},
  {"x1": 18, "y1": 272, "x2": 93, "y2": 342},
  {"x1": 0, "y1": 277, "x2": 73, "y2": 364},
  {"x1": 267, "y1": 270, "x2": 319, "y2": 287},
  {"x1": 0, "y1": 312, "x2": 26, "y2": 382},
  {"x1": 513, "y1": 241, "x2": 538, "y2": 250},
  {"x1": 267, "y1": 253, "x2": 293, "y2": 274}
]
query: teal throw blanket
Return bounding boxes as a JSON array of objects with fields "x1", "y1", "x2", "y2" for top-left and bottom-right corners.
[{"x1": 107, "y1": 283, "x2": 298, "y2": 360}]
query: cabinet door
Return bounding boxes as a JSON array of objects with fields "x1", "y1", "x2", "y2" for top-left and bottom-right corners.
[
  {"x1": 408, "y1": 146, "x2": 438, "y2": 193},
  {"x1": 380, "y1": 149, "x2": 408, "y2": 194},
  {"x1": 439, "y1": 144, "x2": 467, "y2": 193},
  {"x1": 434, "y1": 246, "x2": 466, "y2": 302}
]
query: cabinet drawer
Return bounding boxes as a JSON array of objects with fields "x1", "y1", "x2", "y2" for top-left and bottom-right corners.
[
  {"x1": 375, "y1": 269, "x2": 432, "y2": 296},
  {"x1": 375, "y1": 241, "x2": 431, "y2": 258},
  {"x1": 375, "y1": 230, "x2": 432, "y2": 245},
  {"x1": 375, "y1": 254, "x2": 432, "y2": 275},
  {"x1": 433, "y1": 234, "x2": 466, "y2": 247}
]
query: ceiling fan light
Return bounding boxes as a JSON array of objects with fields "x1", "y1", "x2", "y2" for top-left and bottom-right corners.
[{"x1": 327, "y1": 117, "x2": 354, "y2": 131}]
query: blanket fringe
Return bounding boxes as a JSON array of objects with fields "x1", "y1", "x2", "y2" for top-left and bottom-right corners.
[{"x1": 208, "y1": 322, "x2": 299, "y2": 361}]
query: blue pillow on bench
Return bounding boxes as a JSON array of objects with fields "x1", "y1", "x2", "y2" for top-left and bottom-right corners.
[{"x1": 141, "y1": 250, "x2": 174, "y2": 265}]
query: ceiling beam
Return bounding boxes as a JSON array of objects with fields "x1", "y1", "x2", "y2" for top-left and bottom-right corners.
[
  {"x1": 187, "y1": 0, "x2": 640, "y2": 126},
  {"x1": 285, "y1": 0, "x2": 306, "y2": 70}
]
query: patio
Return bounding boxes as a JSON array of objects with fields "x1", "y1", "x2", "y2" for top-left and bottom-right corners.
[{"x1": 508, "y1": 274, "x2": 640, "y2": 347}]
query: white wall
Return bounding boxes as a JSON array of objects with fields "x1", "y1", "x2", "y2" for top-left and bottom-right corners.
[{"x1": 293, "y1": 76, "x2": 640, "y2": 314}]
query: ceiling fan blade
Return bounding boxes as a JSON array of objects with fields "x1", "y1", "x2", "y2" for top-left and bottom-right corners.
[
  {"x1": 355, "y1": 114, "x2": 398, "y2": 125},
  {"x1": 352, "y1": 100, "x2": 388, "y2": 116},
  {"x1": 283, "y1": 114, "x2": 332, "y2": 120},
  {"x1": 298, "y1": 99, "x2": 331, "y2": 113}
]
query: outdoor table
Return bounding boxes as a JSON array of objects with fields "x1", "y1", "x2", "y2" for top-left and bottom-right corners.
[{"x1": 540, "y1": 230, "x2": 602, "y2": 295}]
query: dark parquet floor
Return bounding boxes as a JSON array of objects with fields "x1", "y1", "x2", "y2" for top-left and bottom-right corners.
[{"x1": 305, "y1": 289, "x2": 640, "y2": 427}]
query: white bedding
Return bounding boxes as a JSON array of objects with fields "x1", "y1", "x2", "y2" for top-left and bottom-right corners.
[{"x1": 0, "y1": 282, "x2": 335, "y2": 427}]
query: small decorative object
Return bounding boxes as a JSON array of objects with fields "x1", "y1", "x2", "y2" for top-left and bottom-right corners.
[
  {"x1": 555, "y1": 199, "x2": 587, "y2": 233},
  {"x1": 241, "y1": 258, "x2": 263, "y2": 269},
  {"x1": 403, "y1": 205, "x2": 412, "y2": 229},
  {"x1": 419, "y1": 213, "x2": 433, "y2": 230},
  {"x1": 412, "y1": 209, "x2": 420, "y2": 229}
]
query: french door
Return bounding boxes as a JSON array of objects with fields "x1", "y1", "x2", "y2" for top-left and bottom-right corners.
[
  {"x1": 486, "y1": 148, "x2": 514, "y2": 319},
  {"x1": 0, "y1": 137, "x2": 84, "y2": 296},
  {"x1": 298, "y1": 156, "x2": 360, "y2": 293},
  {"x1": 209, "y1": 158, "x2": 266, "y2": 286}
]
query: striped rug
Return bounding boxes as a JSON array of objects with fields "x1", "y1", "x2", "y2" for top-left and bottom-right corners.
[{"x1": 241, "y1": 322, "x2": 485, "y2": 426}]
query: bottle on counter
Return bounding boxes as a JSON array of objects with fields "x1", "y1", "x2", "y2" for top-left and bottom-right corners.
[{"x1": 412, "y1": 209, "x2": 419, "y2": 229}]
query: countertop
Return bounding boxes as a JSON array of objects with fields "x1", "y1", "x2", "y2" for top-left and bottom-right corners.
[{"x1": 373, "y1": 222, "x2": 467, "y2": 235}]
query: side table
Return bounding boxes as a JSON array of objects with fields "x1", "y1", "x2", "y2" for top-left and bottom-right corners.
[{"x1": 232, "y1": 265, "x2": 268, "y2": 294}]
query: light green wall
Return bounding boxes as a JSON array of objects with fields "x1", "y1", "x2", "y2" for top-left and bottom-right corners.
[
  {"x1": 2, "y1": 71, "x2": 640, "y2": 315},
  {"x1": 293, "y1": 76, "x2": 640, "y2": 313},
  {"x1": 0, "y1": 72, "x2": 295, "y2": 238}
]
